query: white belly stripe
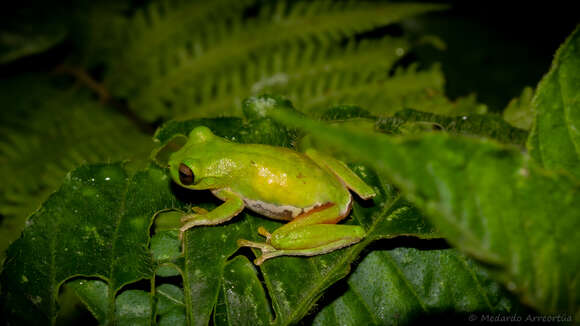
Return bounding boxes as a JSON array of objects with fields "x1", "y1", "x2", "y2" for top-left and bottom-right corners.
[
  {"x1": 212, "y1": 189, "x2": 352, "y2": 220},
  {"x1": 243, "y1": 197, "x2": 321, "y2": 220}
]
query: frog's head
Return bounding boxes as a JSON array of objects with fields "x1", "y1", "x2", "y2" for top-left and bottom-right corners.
[{"x1": 168, "y1": 126, "x2": 230, "y2": 190}]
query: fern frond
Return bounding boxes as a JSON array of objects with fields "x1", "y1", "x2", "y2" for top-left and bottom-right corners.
[
  {"x1": 0, "y1": 75, "x2": 152, "y2": 255},
  {"x1": 105, "y1": 0, "x2": 446, "y2": 121},
  {"x1": 153, "y1": 36, "x2": 411, "y2": 118},
  {"x1": 107, "y1": 0, "x2": 257, "y2": 98}
]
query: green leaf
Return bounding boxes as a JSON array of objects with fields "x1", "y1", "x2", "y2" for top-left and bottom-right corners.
[
  {"x1": 0, "y1": 163, "x2": 186, "y2": 325},
  {"x1": 0, "y1": 75, "x2": 152, "y2": 261},
  {"x1": 379, "y1": 108, "x2": 528, "y2": 146},
  {"x1": 300, "y1": 106, "x2": 527, "y2": 162},
  {"x1": 66, "y1": 279, "x2": 109, "y2": 324},
  {"x1": 503, "y1": 86, "x2": 534, "y2": 130},
  {"x1": 115, "y1": 290, "x2": 152, "y2": 326},
  {"x1": 156, "y1": 284, "x2": 186, "y2": 326},
  {"x1": 214, "y1": 256, "x2": 272, "y2": 325},
  {"x1": 313, "y1": 248, "x2": 518, "y2": 325},
  {"x1": 70, "y1": 280, "x2": 185, "y2": 325},
  {"x1": 271, "y1": 108, "x2": 580, "y2": 315},
  {"x1": 528, "y1": 25, "x2": 580, "y2": 178},
  {"x1": 180, "y1": 210, "x2": 257, "y2": 326},
  {"x1": 151, "y1": 230, "x2": 182, "y2": 277}
]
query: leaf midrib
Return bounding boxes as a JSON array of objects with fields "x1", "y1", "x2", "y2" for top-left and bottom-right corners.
[{"x1": 106, "y1": 172, "x2": 131, "y2": 322}]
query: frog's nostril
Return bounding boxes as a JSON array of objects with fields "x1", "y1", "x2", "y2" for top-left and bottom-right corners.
[{"x1": 179, "y1": 163, "x2": 194, "y2": 185}]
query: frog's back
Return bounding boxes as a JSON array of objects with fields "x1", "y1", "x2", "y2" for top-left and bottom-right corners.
[{"x1": 224, "y1": 143, "x2": 351, "y2": 220}]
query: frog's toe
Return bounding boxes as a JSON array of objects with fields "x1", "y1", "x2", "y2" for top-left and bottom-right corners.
[
  {"x1": 191, "y1": 206, "x2": 209, "y2": 214},
  {"x1": 237, "y1": 239, "x2": 275, "y2": 252},
  {"x1": 257, "y1": 226, "x2": 272, "y2": 242},
  {"x1": 180, "y1": 213, "x2": 200, "y2": 223},
  {"x1": 237, "y1": 239, "x2": 287, "y2": 265},
  {"x1": 260, "y1": 251, "x2": 291, "y2": 265}
]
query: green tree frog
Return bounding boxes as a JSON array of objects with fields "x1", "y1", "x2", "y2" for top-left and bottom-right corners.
[{"x1": 168, "y1": 126, "x2": 376, "y2": 265}]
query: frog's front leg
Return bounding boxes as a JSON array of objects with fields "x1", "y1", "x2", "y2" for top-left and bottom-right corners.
[
  {"x1": 238, "y1": 204, "x2": 365, "y2": 265},
  {"x1": 180, "y1": 190, "x2": 244, "y2": 239}
]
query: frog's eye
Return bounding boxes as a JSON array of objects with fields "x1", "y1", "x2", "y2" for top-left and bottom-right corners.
[{"x1": 179, "y1": 163, "x2": 195, "y2": 185}]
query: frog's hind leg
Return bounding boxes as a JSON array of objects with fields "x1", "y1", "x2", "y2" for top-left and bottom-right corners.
[
  {"x1": 238, "y1": 225, "x2": 364, "y2": 265},
  {"x1": 238, "y1": 203, "x2": 365, "y2": 265}
]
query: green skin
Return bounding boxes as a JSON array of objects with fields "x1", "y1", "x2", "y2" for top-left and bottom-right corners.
[{"x1": 168, "y1": 126, "x2": 376, "y2": 265}]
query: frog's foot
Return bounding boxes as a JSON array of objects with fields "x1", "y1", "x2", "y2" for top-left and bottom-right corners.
[
  {"x1": 180, "y1": 206, "x2": 208, "y2": 223},
  {"x1": 178, "y1": 204, "x2": 238, "y2": 240},
  {"x1": 235, "y1": 227, "x2": 274, "y2": 264},
  {"x1": 179, "y1": 207, "x2": 210, "y2": 240},
  {"x1": 237, "y1": 239, "x2": 279, "y2": 265}
]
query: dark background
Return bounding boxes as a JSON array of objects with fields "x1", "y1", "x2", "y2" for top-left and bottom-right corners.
[{"x1": 408, "y1": 0, "x2": 578, "y2": 111}]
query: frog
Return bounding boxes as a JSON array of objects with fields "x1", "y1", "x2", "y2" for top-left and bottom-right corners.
[{"x1": 168, "y1": 126, "x2": 376, "y2": 265}]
